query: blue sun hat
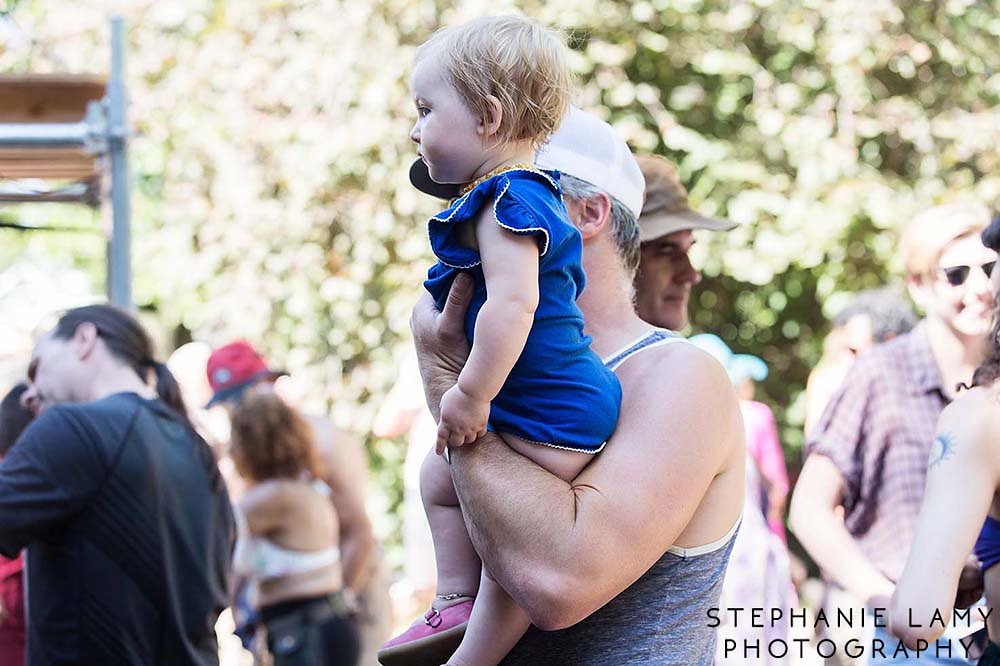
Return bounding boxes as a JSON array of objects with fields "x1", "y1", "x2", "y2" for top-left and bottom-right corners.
[{"x1": 688, "y1": 333, "x2": 768, "y2": 386}]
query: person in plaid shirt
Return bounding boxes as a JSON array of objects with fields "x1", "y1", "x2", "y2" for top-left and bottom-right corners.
[{"x1": 790, "y1": 203, "x2": 994, "y2": 665}]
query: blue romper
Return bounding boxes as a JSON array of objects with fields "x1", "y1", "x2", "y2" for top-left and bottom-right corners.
[{"x1": 424, "y1": 168, "x2": 621, "y2": 453}]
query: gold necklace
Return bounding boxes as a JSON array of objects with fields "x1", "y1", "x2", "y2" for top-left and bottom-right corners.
[{"x1": 459, "y1": 163, "x2": 541, "y2": 196}]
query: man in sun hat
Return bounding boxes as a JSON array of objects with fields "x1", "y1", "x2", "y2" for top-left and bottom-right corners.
[
  {"x1": 404, "y1": 107, "x2": 744, "y2": 664},
  {"x1": 206, "y1": 340, "x2": 392, "y2": 663},
  {"x1": 632, "y1": 155, "x2": 737, "y2": 331}
]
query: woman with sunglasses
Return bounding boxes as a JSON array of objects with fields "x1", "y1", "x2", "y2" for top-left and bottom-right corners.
[{"x1": 892, "y1": 215, "x2": 1000, "y2": 663}]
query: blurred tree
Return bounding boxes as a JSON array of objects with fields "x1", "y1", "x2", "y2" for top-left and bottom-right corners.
[{"x1": 2, "y1": 0, "x2": 998, "y2": 565}]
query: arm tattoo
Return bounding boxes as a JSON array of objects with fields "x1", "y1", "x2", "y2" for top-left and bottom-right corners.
[{"x1": 928, "y1": 432, "x2": 956, "y2": 469}]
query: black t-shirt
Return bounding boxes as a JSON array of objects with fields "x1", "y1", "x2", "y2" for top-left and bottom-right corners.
[{"x1": 0, "y1": 392, "x2": 235, "y2": 666}]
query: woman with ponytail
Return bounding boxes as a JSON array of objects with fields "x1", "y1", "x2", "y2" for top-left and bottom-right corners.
[
  {"x1": 892, "y1": 216, "x2": 1000, "y2": 664},
  {"x1": 0, "y1": 303, "x2": 234, "y2": 666}
]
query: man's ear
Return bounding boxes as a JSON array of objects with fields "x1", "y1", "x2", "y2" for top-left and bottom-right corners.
[
  {"x1": 72, "y1": 322, "x2": 100, "y2": 361},
  {"x1": 571, "y1": 193, "x2": 613, "y2": 241},
  {"x1": 906, "y1": 273, "x2": 931, "y2": 313},
  {"x1": 479, "y1": 96, "x2": 503, "y2": 139}
]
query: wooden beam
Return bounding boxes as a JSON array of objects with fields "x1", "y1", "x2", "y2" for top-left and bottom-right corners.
[
  {"x1": 0, "y1": 154, "x2": 98, "y2": 179},
  {"x1": 0, "y1": 74, "x2": 106, "y2": 123}
]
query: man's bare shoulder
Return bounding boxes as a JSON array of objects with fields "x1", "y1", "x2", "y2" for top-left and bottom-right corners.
[
  {"x1": 585, "y1": 338, "x2": 744, "y2": 549},
  {"x1": 302, "y1": 413, "x2": 359, "y2": 455},
  {"x1": 615, "y1": 339, "x2": 733, "y2": 401},
  {"x1": 299, "y1": 412, "x2": 368, "y2": 497},
  {"x1": 610, "y1": 340, "x2": 742, "y2": 459}
]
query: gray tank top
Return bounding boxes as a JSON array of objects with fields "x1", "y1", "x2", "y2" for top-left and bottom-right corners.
[{"x1": 501, "y1": 330, "x2": 740, "y2": 665}]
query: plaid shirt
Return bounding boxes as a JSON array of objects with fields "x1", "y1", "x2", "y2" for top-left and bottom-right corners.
[{"x1": 806, "y1": 321, "x2": 948, "y2": 582}]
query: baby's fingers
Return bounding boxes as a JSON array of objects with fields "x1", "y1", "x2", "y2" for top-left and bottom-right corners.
[
  {"x1": 436, "y1": 424, "x2": 450, "y2": 455},
  {"x1": 448, "y1": 430, "x2": 466, "y2": 448}
]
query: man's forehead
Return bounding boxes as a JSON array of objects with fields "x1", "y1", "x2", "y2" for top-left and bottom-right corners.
[
  {"x1": 645, "y1": 229, "x2": 696, "y2": 250},
  {"x1": 33, "y1": 330, "x2": 56, "y2": 350},
  {"x1": 28, "y1": 331, "x2": 56, "y2": 361},
  {"x1": 939, "y1": 233, "x2": 995, "y2": 265}
]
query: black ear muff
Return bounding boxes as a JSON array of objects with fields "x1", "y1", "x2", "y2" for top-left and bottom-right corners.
[{"x1": 409, "y1": 158, "x2": 463, "y2": 200}]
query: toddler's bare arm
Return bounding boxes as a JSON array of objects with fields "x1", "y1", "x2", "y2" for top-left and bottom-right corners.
[{"x1": 436, "y1": 208, "x2": 539, "y2": 449}]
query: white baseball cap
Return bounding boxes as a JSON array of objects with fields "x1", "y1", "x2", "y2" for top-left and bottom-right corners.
[
  {"x1": 408, "y1": 107, "x2": 645, "y2": 219},
  {"x1": 534, "y1": 107, "x2": 645, "y2": 219}
]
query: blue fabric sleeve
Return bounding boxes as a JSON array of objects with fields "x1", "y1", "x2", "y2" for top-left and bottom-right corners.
[
  {"x1": 0, "y1": 407, "x2": 116, "y2": 557},
  {"x1": 490, "y1": 175, "x2": 555, "y2": 257},
  {"x1": 428, "y1": 171, "x2": 562, "y2": 269}
]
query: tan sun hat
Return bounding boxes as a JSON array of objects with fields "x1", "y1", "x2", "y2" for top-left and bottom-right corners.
[{"x1": 636, "y1": 155, "x2": 736, "y2": 242}]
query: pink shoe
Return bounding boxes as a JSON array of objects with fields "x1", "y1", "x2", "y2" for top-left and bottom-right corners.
[{"x1": 378, "y1": 600, "x2": 474, "y2": 666}]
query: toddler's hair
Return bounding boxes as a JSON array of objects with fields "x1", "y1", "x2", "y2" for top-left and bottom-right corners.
[{"x1": 417, "y1": 15, "x2": 573, "y2": 149}]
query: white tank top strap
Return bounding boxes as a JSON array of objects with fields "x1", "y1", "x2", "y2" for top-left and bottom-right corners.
[
  {"x1": 602, "y1": 329, "x2": 688, "y2": 371},
  {"x1": 232, "y1": 502, "x2": 250, "y2": 539},
  {"x1": 667, "y1": 514, "x2": 742, "y2": 558},
  {"x1": 231, "y1": 504, "x2": 255, "y2": 576},
  {"x1": 310, "y1": 478, "x2": 333, "y2": 498}
]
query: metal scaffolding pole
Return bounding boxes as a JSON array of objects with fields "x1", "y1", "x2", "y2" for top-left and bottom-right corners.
[
  {"x1": 0, "y1": 122, "x2": 90, "y2": 147},
  {"x1": 0, "y1": 17, "x2": 132, "y2": 309},
  {"x1": 106, "y1": 16, "x2": 132, "y2": 310}
]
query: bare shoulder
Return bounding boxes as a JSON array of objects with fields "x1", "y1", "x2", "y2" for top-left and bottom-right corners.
[
  {"x1": 303, "y1": 412, "x2": 334, "y2": 445},
  {"x1": 611, "y1": 340, "x2": 742, "y2": 463},
  {"x1": 240, "y1": 479, "x2": 293, "y2": 514},
  {"x1": 616, "y1": 340, "x2": 737, "y2": 412},
  {"x1": 301, "y1": 413, "x2": 368, "y2": 496},
  {"x1": 937, "y1": 386, "x2": 1000, "y2": 458},
  {"x1": 242, "y1": 478, "x2": 286, "y2": 501},
  {"x1": 588, "y1": 338, "x2": 744, "y2": 548},
  {"x1": 303, "y1": 414, "x2": 361, "y2": 459}
]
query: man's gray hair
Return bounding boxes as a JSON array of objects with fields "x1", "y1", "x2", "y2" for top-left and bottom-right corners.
[
  {"x1": 833, "y1": 287, "x2": 917, "y2": 343},
  {"x1": 560, "y1": 173, "x2": 640, "y2": 274}
]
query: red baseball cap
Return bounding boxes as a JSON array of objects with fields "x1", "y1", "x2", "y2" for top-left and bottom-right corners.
[{"x1": 204, "y1": 340, "x2": 286, "y2": 407}]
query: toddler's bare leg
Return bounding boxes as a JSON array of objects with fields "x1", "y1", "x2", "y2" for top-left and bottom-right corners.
[
  {"x1": 447, "y1": 568, "x2": 530, "y2": 666},
  {"x1": 502, "y1": 434, "x2": 599, "y2": 483},
  {"x1": 420, "y1": 448, "x2": 481, "y2": 602},
  {"x1": 445, "y1": 435, "x2": 596, "y2": 665}
]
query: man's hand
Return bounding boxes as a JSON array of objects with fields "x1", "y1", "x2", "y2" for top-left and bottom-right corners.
[
  {"x1": 410, "y1": 274, "x2": 474, "y2": 421},
  {"x1": 789, "y1": 455, "x2": 897, "y2": 606},
  {"x1": 437, "y1": 385, "x2": 489, "y2": 453}
]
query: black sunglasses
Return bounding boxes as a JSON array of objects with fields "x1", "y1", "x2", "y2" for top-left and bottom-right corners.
[{"x1": 940, "y1": 260, "x2": 997, "y2": 287}]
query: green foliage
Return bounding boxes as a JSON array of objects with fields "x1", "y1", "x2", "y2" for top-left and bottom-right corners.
[
  {"x1": 565, "y1": 0, "x2": 1000, "y2": 458},
  {"x1": 3, "y1": 0, "x2": 999, "y2": 563}
]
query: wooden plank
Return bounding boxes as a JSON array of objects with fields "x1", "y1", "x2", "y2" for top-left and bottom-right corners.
[
  {"x1": 0, "y1": 74, "x2": 106, "y2": 123},
  {"x1": 0, "y1": 165, "x2": 97, "y2": 179},
  {"x1": 0, "y1": 152, "x2": 98, "y2": 179},
  {"x1": 0, "y1": 148, "x2": 91, "y2": 161},
  {"x1": 0, "y1": 75, "x2": 105, "y2": 178}
]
